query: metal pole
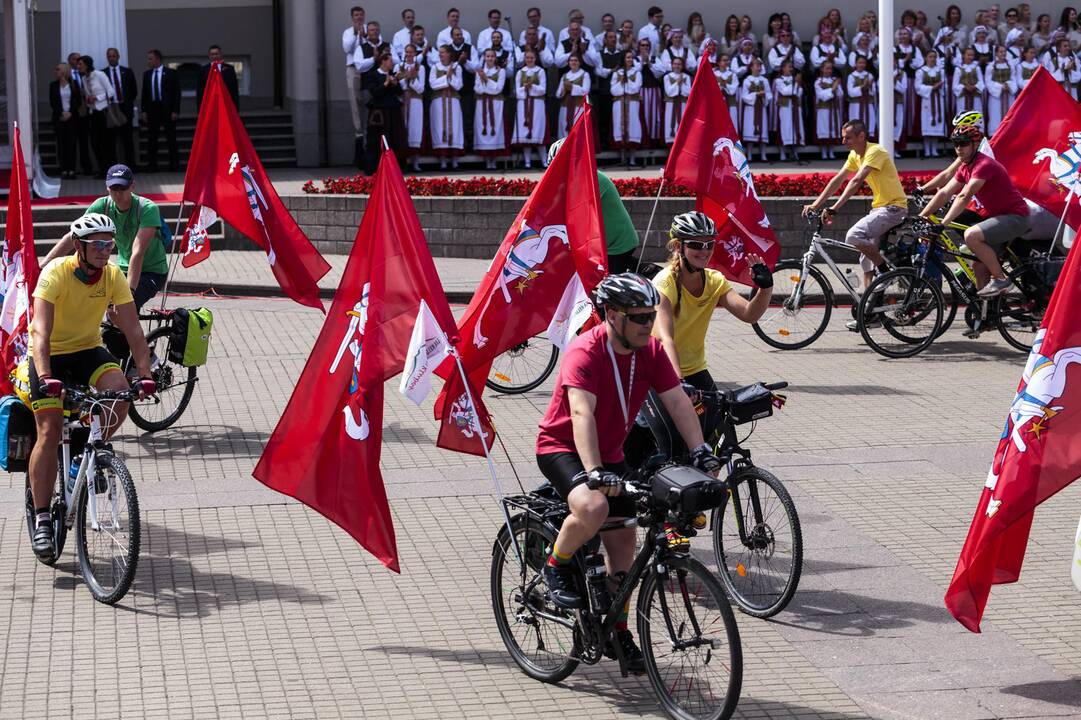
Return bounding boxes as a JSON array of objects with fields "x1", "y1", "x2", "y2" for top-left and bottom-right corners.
[
  {"x1": 634, "y1": 177, "x2": 667, "y2": 273},
  {"x1": 157, "y1": 200, "x2": 189, "y2": 310},
  {"x1": 878, "y1": 0, "x2": 895, "y2": 156}
]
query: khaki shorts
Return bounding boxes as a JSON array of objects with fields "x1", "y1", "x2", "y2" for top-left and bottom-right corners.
[
  {"x1": 975, "y1": 214, "x2": 1030, "y2": 249},
  {"x1": 846, "y1": 205, "x2": 908, "y2": 272}
]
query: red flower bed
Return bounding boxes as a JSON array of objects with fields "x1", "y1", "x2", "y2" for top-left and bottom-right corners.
[{"x1": 303, "y1": 171, "x2": 938, "y2": 197}]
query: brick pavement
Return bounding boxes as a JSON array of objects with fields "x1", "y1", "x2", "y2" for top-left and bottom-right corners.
[{"x1": 1, "y1": 296, "x2": 1080, "y2": 719}]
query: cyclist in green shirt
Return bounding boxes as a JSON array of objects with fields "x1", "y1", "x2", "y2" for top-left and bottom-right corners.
[
  {"x1": 43, "y1": 164, "x2": 170, "y2": 310},
  {"x1": 548, "y1": 140, "x2": 640, "y2": 272}
]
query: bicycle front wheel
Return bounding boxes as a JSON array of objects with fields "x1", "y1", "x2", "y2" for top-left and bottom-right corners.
[
  {"x1": 711, "y1": 467, "x2": 802, "y2": 618},
  {"x1": 638, "y1": 555, "x2": 742, "y2": 720},
  {"x1": 859, "y1": 269, "x2": 944, "y2": 358},
  {"x1": 486, "y1": 336, "x2": 559, "y2": 394},
  {"x1": 995, "y1": 265, "x2": 1050, "y2": 353},
  {"x1": 490, "y1": 517, "x2": 580, "y2": 683},
  {"x1": 75, "y1": 453, "x2": 140, "y2": 604},
  {"x1": 751, "y1": 261, "x2": 833, "y2": 350},
  {"x1": 127, "y1": 326, "x2": 197, "y2": 432}
]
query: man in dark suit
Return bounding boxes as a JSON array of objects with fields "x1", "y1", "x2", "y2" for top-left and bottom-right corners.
[
  {"x1": 105, "y1": 47, "x2": 138, "y2": 167},
  {"x1": 66, "y1": 51, "x2": 93, "y2": 175},
  {"x1": 197, "y1": 45, "x2": 240, "y2": 110},
  {"x1": 140, "y1": 49, "x2": 181, "y2": 171}
]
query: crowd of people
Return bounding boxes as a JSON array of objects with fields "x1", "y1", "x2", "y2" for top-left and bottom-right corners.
[
  {"x1": 49, "y1": 45, "x2": 240, "y2": 179},
  {"x1": 342, "y1": 3, "x2": 1081, "y2": 172}
]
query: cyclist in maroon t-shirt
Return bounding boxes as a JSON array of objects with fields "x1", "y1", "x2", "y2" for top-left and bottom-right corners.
[
  {"x1": 535, "y1": 273, "x2": 720, "y2": 672},
  {"x1": 919, "y1": 124, "x2": 1031, "y2": 297}
]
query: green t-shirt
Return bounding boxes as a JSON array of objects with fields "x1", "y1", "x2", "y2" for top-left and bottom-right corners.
[
  {"x1": 598, "y1": 171, "x2": 639, "y2": 256},
  {"x1": 85, "y1": 194, "x2": 170, "y2": 276}
]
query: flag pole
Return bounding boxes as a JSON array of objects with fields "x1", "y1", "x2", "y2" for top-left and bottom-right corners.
[
  {"x1": 158, "y1": 200, "x2": 190, "y2": 311},
  {"x1": 449, "y1": 345, "x2": 523, "y2": 565},
  {"x1": 634, "y1": 175, "x2": 667, "y2": 273},
  {"x1": 1052, "y1": 183, "x2": 1077, "y2": 250}
]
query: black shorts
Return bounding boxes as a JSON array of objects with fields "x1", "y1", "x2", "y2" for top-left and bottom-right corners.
[
  {"x1": 27, "y1": 347, "x2": 122, "y2": 413},
  {"x1": 536, "y1": 451, "x2": 637, "y2": 518}
]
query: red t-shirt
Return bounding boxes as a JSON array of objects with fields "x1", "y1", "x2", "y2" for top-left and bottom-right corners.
[
  {"x1": 955, "y1": 153, "x2": 1029, "y2": 218},
  {"x1": 536, "y1": 325, "x2": 681, "y2": 463}
]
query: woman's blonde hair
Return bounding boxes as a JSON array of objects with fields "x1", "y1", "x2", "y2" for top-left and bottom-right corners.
[
  {"x1": 665, "y1": 238, "x2": 688, "y2": 318},
  {"x1": 57, "y1": 62, "x2": 71, "y2": 80}
]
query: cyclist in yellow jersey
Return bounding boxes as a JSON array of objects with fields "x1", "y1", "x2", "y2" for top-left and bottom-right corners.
[
  {"x1": 25, "y1": 213, "x2": 155, "y2": 560},
  {"x1": 652, "y1": 211, "x2": 774, "y2": 394}
]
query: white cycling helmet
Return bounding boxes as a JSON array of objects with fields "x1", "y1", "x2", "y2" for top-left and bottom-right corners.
[{"x1": 70, "y1": 212, "x2": 116, "y2": 239}]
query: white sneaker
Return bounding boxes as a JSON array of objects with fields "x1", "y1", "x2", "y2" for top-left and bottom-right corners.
[
  {"x1": 846, "y1": 318, "x2": 882, "y2": 332},
  {"x1": 976, "y1": 277, "x2": 1012, "y2": 297}
]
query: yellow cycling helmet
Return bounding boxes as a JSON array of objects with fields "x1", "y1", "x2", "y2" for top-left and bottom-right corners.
[{"x1": 952, "y1": 110, "x2": 984, "y2": 130}]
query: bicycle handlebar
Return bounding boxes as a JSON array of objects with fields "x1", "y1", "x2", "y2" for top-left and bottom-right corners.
[{"x1": 63, "y1": 386, "x2": 139, "y2": 405}]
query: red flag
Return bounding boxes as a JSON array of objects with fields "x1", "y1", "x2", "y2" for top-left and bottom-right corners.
[
  {"x1": 664, "y1": 56, "x2": 780, "y2": 284},
  {"x1": 253, "y1": 148, "x2": 457, "y2": 572},
  {"x1": 182, "y1": 69, "x2": 330, "y2": 310},
  {"x1": 945, "y1": 243, "x2": 1081, "y2": 632},
  {"x1": 0, "y1": 124, "x2": 40, "y2": 395},
  {"x1": 990, "y1": 66, "x2": 1081, "y2": 229},
  {"x1": 435, "y1": 360, "x2": 496, "y2": 457},
  {"x1": 180, "y1": 205, "x2": 216, "y2": 268}
]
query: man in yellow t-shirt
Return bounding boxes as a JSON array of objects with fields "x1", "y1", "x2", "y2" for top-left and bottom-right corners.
[
  {"x1": 801, "y1": 119, "x2": 909, "y2": 299},
  {"x1": 26, "y1": 213, "x2": 155, "y2": 560}
]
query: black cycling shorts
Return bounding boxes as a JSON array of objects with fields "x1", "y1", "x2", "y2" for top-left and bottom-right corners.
[
  {"x1": 28, "y1": 347, "x2": 122, "y2": 413},
  {"x1": 536, "y1": 451, "x2": 637, "y2": 519}
]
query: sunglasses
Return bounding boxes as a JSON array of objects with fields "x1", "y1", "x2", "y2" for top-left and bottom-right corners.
[
  {"x1": 681, "y1": 239, "x2": 716, "y2": 251},
  {"x1": 952, "y1": 139, "x2": 973, "y2": 148},
  {"x1": 618, "y1": 310, "x2": 657, "y2": 326},
  {"x1": 80, "y1": 239, "x2": 115, "y2": 251}
]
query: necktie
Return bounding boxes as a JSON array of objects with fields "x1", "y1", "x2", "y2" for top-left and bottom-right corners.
[
  {"x1": 112, "y1": 67, "x2": 123, "y2": 103},
  {"x1": 155, "y1": 69, "x2": 161, "y2": 101}
]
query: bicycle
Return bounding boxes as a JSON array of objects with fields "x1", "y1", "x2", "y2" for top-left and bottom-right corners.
[
  {"x1": 486, "y1": 334, "x2": 560, "y2": 394},
  {"x1": 752, "y1": 209, "x2": 908, "y2": 349},
  {"x1": 102, "y1": 308, "x2": 198, "y2": 432},
  {"x1": 628, "y1": 381, "x2": 802, "y2": 618},
  {"x1": 491, "y1": 459, "x2": 743, "y2": 720},
  {"x1": 22, "y1": 386, "x2": 141, "y2": 604}
]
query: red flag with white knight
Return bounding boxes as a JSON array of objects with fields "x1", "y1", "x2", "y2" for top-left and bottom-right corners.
[
  {"x1": 664, "y1": 49, "x2": 779, "y2": 284},
  {"x1": 945, "y1": 241, "x2": 1081, "y2": 632},
  {"x1": 989, "y1": 65, "x2": 1081, "y2": 229},
  {"x1": 0, "y1": 123, "x2": 40, "y2": 395},
  {"x1": 435, "y1": 360, "x2": 496, "y2": 458},
  {"x1": 253, "y1": 148, "x2": 457, "y2": 572},
  {"x1": 182, "y1": 69, "x2": 330, "y2": 310},
  {"x1": 181, "y1": 206, "x2": 217, "y2": 268}
]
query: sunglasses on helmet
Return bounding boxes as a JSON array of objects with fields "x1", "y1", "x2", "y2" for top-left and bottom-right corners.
[
  {"x1": 80, "y1": 238, "x2": 115, "y2": 251},
  {"x1": 681, "y1": 239, "x2": 716, "y2": 251},
  {"x1": 618, "y1": 309, "x2": 657, "y2": 326}
]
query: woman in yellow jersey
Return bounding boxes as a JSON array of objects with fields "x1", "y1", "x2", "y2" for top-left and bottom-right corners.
[{"x1": 652, "y1": 211, "x2": 774, "y2": 394}]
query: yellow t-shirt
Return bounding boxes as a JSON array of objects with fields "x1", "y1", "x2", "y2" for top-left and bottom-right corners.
[
  {"x1": 652, "y1": 266, "x2": 731, "y2": 377},
  {"x1": 843, "y1": 143, "x2": 907, "y2": 209},
  {"x1": 32, "y1": 257, "x2": 134, "y2": 355}
]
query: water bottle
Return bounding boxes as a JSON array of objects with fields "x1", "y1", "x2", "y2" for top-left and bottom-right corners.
[
  {"x1": 583, "y1": 553, "x2": 611, "y2": 610},
  {"x1": 66, "y1": 454, "x2": 81, "y2": 493}
]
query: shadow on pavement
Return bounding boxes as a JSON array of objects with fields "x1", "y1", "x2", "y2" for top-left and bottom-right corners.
[
  {"x1": 128, "y1": 424, "x2": 270, "y2": 458},
  {"x1": 1001, "y1": 679, "x2": 1081, "y2": 708},
  {"x1": 54, "y1": 520, "x2": 332, "y2": 618},
  {"x1": 783, "y1": 384, "x2": 919, "y2": 396},
  {"x1": 770, "y1": 589, "x2": 953, "y2": 638}
]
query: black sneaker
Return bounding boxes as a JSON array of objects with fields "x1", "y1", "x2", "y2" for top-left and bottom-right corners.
[
  {"x1": 604, "y1": 629, "x2": 646, "y2": 674},
  {"x1": 32, "y1": 521, "x2": 55, "y2": 560},
  {"x1": 542, "y1": 562, "x2": 582, "y2": 609}
]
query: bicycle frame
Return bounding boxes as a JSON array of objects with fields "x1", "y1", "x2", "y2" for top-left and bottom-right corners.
[
  {"x1": 59, "y1": 404, "x2": 118, "y2": 532},
  {"x1": 800, "y1": 233, "x2": 864, "y2": 304}
]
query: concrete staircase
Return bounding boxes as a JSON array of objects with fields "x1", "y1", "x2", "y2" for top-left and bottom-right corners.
[{"x1": 36, "y1": 110, "x2": 297, "y2": 171}]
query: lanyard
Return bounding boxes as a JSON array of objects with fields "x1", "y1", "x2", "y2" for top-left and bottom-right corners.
[{"x1": 606, "y1": 340, "x2": 635, "y2": 427}]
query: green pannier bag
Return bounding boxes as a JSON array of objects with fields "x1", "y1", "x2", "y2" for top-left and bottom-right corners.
[{"x1": 168, "y1": 307, "x2": 214, "y2": 367}]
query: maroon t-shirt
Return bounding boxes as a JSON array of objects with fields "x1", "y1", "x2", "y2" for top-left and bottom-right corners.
[
  {"x1": 955, "y1": 153, "x2": 1030, "y2": 218},
  {"x1": 536, "y1": 325, "x2": 681, "y2": 463}
]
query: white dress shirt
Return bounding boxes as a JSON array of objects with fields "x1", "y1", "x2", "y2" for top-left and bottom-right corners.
[
  {"x1": 437, "y1": 26, "x2": 473, "y2": 48},
  {"x1": 518, "y1": 25, "x2": 557, "y2": 53},
  {"x1": 342, "y1": 26, "x2": 364, "y2": 66},
  {"x1": 638, "y1": 24, "x2": 662, "y2": 55},
  {"x1": 391, "y1": 26, "x2": 414, "y2": 58},
  {"x1": 558, "y1": 25, "x2": 595, "y2": 46}
]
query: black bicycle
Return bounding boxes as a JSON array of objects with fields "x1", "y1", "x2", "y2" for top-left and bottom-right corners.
[
  {"x1": 102, "y1": 309, "x2": 198, "y2": 432},
  {"x1": 629, "y1": 381, "x2": 803, "y2": 618},
  {"x1": 486, "y1": 334, "x2": 560, "y2": 394},
  {"x1": 491, "y1": 460, "x2": 743, "y2": 720}
]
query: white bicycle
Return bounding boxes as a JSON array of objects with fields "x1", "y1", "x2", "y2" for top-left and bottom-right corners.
[{"x1": 23, "y1": 386, "x2": 141, "y2": 604}]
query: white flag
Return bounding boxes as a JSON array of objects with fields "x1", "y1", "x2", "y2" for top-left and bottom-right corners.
[
  {"x1": 399, "y1": 299, "x2": 451, "y2": 405},
  {"x1": 546, "y1": 274, "x2": 594, "y2": 351}
]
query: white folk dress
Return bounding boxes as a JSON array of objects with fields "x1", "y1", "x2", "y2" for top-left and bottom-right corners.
[
  {"x1": 846, "y1": 70, "x2": 878, "y2": 137},
  {"x1": 555, "y1": 68, "x2": 591, "y2": 138},
  {"x1": 771, "y1": 75, "x2": 804, "y2": 145},
  {"x1": 914, "y1": 65, "x2": 947, "y2": 138},
  {"x1": 984, "y1": 61, "x2": 1016, "y2": 136},
  {"x1": 513, "y1": 67, "x2": 547, "y2": 146},
  {"x1": 429, "y1": 61, "x2": 464, "y2": 154},
  {"x1": 610, "y1": 65, "x2": 643, "y2": 148},
  {"x1": 814, "y1": 76, "x2": 844, "y2": 143},
  {"x1": 714, "y1": 68, "x2": 740, "y2": 130},
  {"x1": 474, "y1": 66, "x2": 507, "y2": 154},
  {"x1": 662, "y1": 71, "x2": 690, "y2": 144},
  {"x1": 395, "y1": 62, "x2": 426, "y2": 152},
  {"x1": 739, "y1": 74, "x2": 771, "y2": 142}
]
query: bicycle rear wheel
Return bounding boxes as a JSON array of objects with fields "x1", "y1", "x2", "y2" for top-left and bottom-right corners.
[
  {"x1": 638, "y1": 555, "x2": 742, "y2": 720},
  {"x1": 995, "y1": 265, "x2": 1050, "y2": 353},
  {"x1": 75, "y1": 452, "x2": 140, "y2": 604},
  {"x1": 490, "y1": 517, "x2": 580, "y2": 683},
  {"x1": 751, "y1": 261, "x2": 833, "y2": 350},
  {"x1": 486, "y1": 336, "x2": 559, "y2": 394},
  {"x1": 859, "y1": 269, "x2": 944, "y2": 358},
  {"x1": 127, "y1": 326, "x2": 197, "y2": 432},
  {"x1": 23, "y1": 467, "x2": 68, "y2": 566},
  {"x1": 711, "y1": 467, "x2": 802, "y2": 618}
]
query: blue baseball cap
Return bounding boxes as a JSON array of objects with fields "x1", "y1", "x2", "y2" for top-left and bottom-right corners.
[{"x1": 105, "y1": 164, "x2": 134, "y2": 188}]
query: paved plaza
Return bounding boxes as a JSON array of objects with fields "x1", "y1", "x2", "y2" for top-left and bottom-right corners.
[{"x1": 1, "y1": 261, "x2": 1080, "y2": 719}]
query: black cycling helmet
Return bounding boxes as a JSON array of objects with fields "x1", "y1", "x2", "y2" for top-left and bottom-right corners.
[
  {"x1": 669, "y1": 210, "x2": 716, "y2": 239},
  {"x1": 591, "y1": 273, "x2": 661, "y2": 313}
]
